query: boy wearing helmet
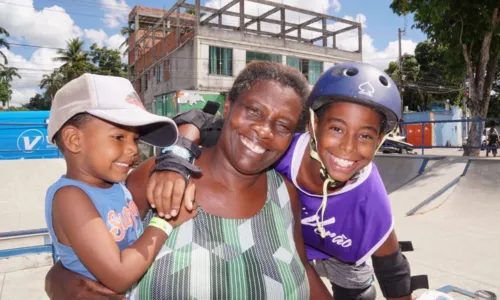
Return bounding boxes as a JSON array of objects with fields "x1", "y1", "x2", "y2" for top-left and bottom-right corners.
[{"x1": 149, "y1": 62, "x2": 427, "y2": 299}]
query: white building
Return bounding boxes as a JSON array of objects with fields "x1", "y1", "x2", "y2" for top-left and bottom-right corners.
[{"x1": 127, "y1": 1, "x2": 363, "y2": 112}]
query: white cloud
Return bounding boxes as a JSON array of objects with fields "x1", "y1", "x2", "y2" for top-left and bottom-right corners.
[
  {"x1": 1, "y1": 47, "x2": 63, "y2": 106},
  {"x1": 84, "y1": 29, "x2": 109, "y2": 47},
  {"x1": 330, "y1": 0, "x2": 341, "y2": 13},
  {"x1": 363, "y1": 39, "x2": 418, "y2": 71},
  {"x1": 105, "y1": 34, "x2": 126, "y2": 50},
  {"x1": 10, "y1": 88, "x2": 38, "y2": 107},
  {"x1": 100, "y1": 0, "x2": 130, "y2": 29},
  {"x1": 0, "y1": 0, "x2": 83, "y2": 47}
]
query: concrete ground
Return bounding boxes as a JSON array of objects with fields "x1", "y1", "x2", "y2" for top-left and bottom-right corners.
[{"x1": 1, "y1": 155, "x2": 499, "y2": 299}]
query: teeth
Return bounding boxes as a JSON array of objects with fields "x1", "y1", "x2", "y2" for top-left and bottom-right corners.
[
  {"x1": 115, "y1": 162, "x2": 129, "y2": 167},
  {"x1": 332, "y1": 155, "x2": 354, "y2": 168},
  {"x1": 240, "y1": 136, "x2": 265, "y2": 154}
]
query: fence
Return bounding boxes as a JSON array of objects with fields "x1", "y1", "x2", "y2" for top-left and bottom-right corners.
[{"x1": 398, "y1": 118, "x2": 500, "y2": 155}]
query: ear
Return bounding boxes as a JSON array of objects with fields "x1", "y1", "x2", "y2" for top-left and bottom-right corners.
[
  {"x1": 222, "y1": 98, "x2": 231, "y2": 119},
  {"x1": 60, "y1": 126, "x2": 83, "y2": 154}
]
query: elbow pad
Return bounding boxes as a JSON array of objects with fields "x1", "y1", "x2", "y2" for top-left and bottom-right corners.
[{"x1": 372, "y1": 247, "x2": 429, "y2": 298}]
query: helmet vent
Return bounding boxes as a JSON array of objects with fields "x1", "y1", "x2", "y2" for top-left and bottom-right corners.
[
  {"x1": 344, "y1": 68, "x2": 358, "y2": 77},
  {"x1": 379, "y1": 75, "x2": 389, "y2": 86}
]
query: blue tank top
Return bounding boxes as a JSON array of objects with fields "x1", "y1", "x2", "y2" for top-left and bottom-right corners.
[{"x1": 45, "y1": 176, "x2": 144, "y2": 280}]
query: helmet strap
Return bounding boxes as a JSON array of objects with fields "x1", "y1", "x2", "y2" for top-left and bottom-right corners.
[
  {"x1": 307, "y1": 108, "x2": 398, "y2": 239},
  {"x1": 308, "y1": 108, "x2": 338, "y2": 238}
]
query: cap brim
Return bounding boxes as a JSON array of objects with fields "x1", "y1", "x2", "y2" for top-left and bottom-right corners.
[{"x1": 87, "y1": 108, "x2": 178, "y2": 147}]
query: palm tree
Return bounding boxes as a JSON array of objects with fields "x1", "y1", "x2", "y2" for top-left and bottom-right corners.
[
  {"x1": 53, "y1": 38, "x2": 89, "y2": 67},
  {"x1": 53, "y1": 38, "x2": 90, "y2": 82},
  {"x1": 119, "y1": 26, "x2": 133, "y2": 54},
  {"x1": 0, "y1": 66, "x2": 21, "y2": 108},
  {"x1": 0, "y1": 66, "x2": 20, "y2": 83},
  {"x1": 40, "y1": 71, "x2": 64, "y2": 100},
  {"x1": 0, "y1": 27, "x2": 10, "y2": 65}
]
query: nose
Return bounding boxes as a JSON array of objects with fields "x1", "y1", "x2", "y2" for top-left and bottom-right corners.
[
  {"x1": 126, "y1": 140, "x2": 139, "y2": 157},
  {"x1": 339, "y1": 134, "x2": 356, "y2": 154},
  {"x1": 251, "y1": 121, "x2": 274, "y2": 140}
]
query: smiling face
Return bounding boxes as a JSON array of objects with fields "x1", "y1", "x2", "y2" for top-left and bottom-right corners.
[
  {"x1": 81, "y1": 117, "x2": 140, "y2": 184},
  {"x1": 219, "y1": 80, "x2": 303, "y2": 175},
  {"x1": 313, "y1": 101, "x2": 384, "y2": 182},
  {"x1": 60, "y1": 115, "x2": 140, "y2": 186}
]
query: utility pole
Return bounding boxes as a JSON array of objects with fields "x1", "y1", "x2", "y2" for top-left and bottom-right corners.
[{"x1": 398, "y1": 28, "x2": 406, "y2": 114}]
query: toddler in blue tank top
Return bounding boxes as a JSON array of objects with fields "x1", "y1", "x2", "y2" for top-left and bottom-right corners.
[{"x1": 44, "y1": 73, "x2": 180, "y2": 294}]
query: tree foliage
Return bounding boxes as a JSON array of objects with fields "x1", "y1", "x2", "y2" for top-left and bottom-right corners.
[
  {"x1": 391, "y1": 0, "x2": 500, "y2": 156},
  {"x1": 31, "y1": 39, "x2": 128, "y2": 111},
  {"x1": 385, "y1": 42, "x2": 462, "y2": 112},
  {"x1": 22, "y1": 93, "x2": 51, "y2": 111}
]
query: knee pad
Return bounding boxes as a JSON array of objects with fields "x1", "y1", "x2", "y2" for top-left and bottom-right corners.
[{"x1": 332, "y1": 283, "x2": 376, "y2": 300}]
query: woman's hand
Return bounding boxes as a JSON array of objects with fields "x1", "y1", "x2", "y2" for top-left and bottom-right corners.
[
  {"x1": 147, "y1": 171, "x2": 196, "y2": 219},
  {"x1": 45, "y1": 261, "x2": 125, "y2": 300}
]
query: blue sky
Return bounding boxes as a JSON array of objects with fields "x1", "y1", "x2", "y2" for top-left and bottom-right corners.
[{"x1": 0, "y1": 0, "x2": 428, "y2": 105}]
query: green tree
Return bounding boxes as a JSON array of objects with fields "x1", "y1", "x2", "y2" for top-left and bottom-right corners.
[
  {"x1": 22, "y1": 93, "x2": 51, "y2": 111},
  {"x1": 391, "y1": 0, "x2": 500, "y2": 156},
  {"x1": 0, "y1": 66, "x2": 21, "y2": 107},
  {"x1": 385, "y1": 54, "x2": 424, "y2": 111},
  {"x1": 53, "y1": 38, "x2": 91, "y2": 82},
  {"x1": 89, "y1": 43, "x2": 127, "y2": 77},
  {"x1": 119, "y1": 26, "x2": 133, "y2": 55},
  {"x1": 0, "y1": 27, "x2": 10, "y2": 65},
  {"x1": 40, "y1": 71, "x2": 64, "y2": 100}
]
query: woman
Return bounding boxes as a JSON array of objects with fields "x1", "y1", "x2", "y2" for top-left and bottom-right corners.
[
  {"x1": 147, "y1": 62, "x2": 429, "y2": 300},
  {"x1": 44, "y1": 61, "x2": 331, "y2": 300}
]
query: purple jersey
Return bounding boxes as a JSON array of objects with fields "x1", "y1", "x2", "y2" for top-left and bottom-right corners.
[{"x1": 274, "y1": 132, "x2": 394, "y2": 266}]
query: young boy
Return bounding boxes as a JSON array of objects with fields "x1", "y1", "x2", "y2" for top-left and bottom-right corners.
[
  {"x1": 147, "y1": 62, "x2": 429, "y2": 299},
  {"x1": 44, "y1": 73, "x2": 189, "y2": 294}
]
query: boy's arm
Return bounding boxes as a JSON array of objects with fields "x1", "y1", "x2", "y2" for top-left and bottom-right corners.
[
  {"x1": 52, "y1": 186, "x2": 195, "y2": 293},
  {"x1": 126, "y1": 123, "x2": 202, "y2": 219},
  {"x1": 284, "y1": 179, "x2": 331, "y2": 299}
]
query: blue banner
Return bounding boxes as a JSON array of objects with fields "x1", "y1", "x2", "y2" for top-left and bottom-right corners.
[{"x1": 0, "y1": 111, "x2": 62, "y2": 160}]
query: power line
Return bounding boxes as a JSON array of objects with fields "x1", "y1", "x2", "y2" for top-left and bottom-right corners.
[{"x1": 0, "y1": 0, "x2": 120, "y2": 20}]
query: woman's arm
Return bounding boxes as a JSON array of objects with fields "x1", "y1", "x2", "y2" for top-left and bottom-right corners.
[
  {"x1": 284, "y1": 179, "x2": 331, "y2": 299},
  {"x1": 45, "y1": 261, "x2": 124, "y2": 300}
]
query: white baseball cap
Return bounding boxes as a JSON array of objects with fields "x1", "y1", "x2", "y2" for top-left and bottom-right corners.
[{"x1": 48, "y1": 73, "x2": 178, "y2": 147}]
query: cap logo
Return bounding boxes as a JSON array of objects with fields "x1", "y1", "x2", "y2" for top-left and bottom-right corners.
[
  {"x1": 358, "y1": 81, "x2": 375, "y2": 97},
  {"x1": 125, "y1": 92, "x2": 146, "y2": 110}
]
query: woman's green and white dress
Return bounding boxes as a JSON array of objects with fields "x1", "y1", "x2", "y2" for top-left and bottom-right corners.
[{"x1": 128, "y1": 170, "x2": 310, "y2": 300}]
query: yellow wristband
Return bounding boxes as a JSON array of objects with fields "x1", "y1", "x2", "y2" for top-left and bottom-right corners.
[{"x1": 148, "y1": 216, "x2": 173, "y2": 236}]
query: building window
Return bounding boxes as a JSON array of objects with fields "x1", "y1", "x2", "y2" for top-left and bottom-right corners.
[
  {"x1": 246, "y1": 51, "x2": 282, "y2": 64},
  {"x1": 286, "y1": 57, "x2": 323, "y2": 85},
  {"x1": 156, "y1": 65, "x2": 162, "y2": 84},
  {"x1": 144, "y1": 74, "x2": 148, "y2": 91},
  {"x1": 164, "y1": 59, "x2": 170, "y2": 81},
  {"x1": 209, "y1": 46, "x2": 233, "y2": 76}
]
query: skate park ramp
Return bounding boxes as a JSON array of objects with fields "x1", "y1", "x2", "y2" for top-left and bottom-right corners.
[
  {"x1": 390, "y1": 159, "x2": 500, "y2": 295},
  {"x1": 373, "y1": 154, "x2": 441, "y2": 194}
]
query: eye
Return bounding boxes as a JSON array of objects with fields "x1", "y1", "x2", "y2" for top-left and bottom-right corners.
[
  {"x1": 113, "y1": 135, "x2": 125, "y2": 141},
  {"x1": 276, "y1": 123, "x2": 291, "y2": 134},
  {"x1": 246, "y1": 106, "x2": 260, "y2": 116},
  {"x1": 329, "y1": 126, "x2": 343, "y2": 133},
  {"x1": 360, "y1": 134, "x2": 374, "y2": 140}
]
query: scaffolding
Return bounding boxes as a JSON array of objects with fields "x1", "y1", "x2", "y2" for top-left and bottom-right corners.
[{"x1": 127, "y1": 0, "x2": 362, "y2": 81}]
